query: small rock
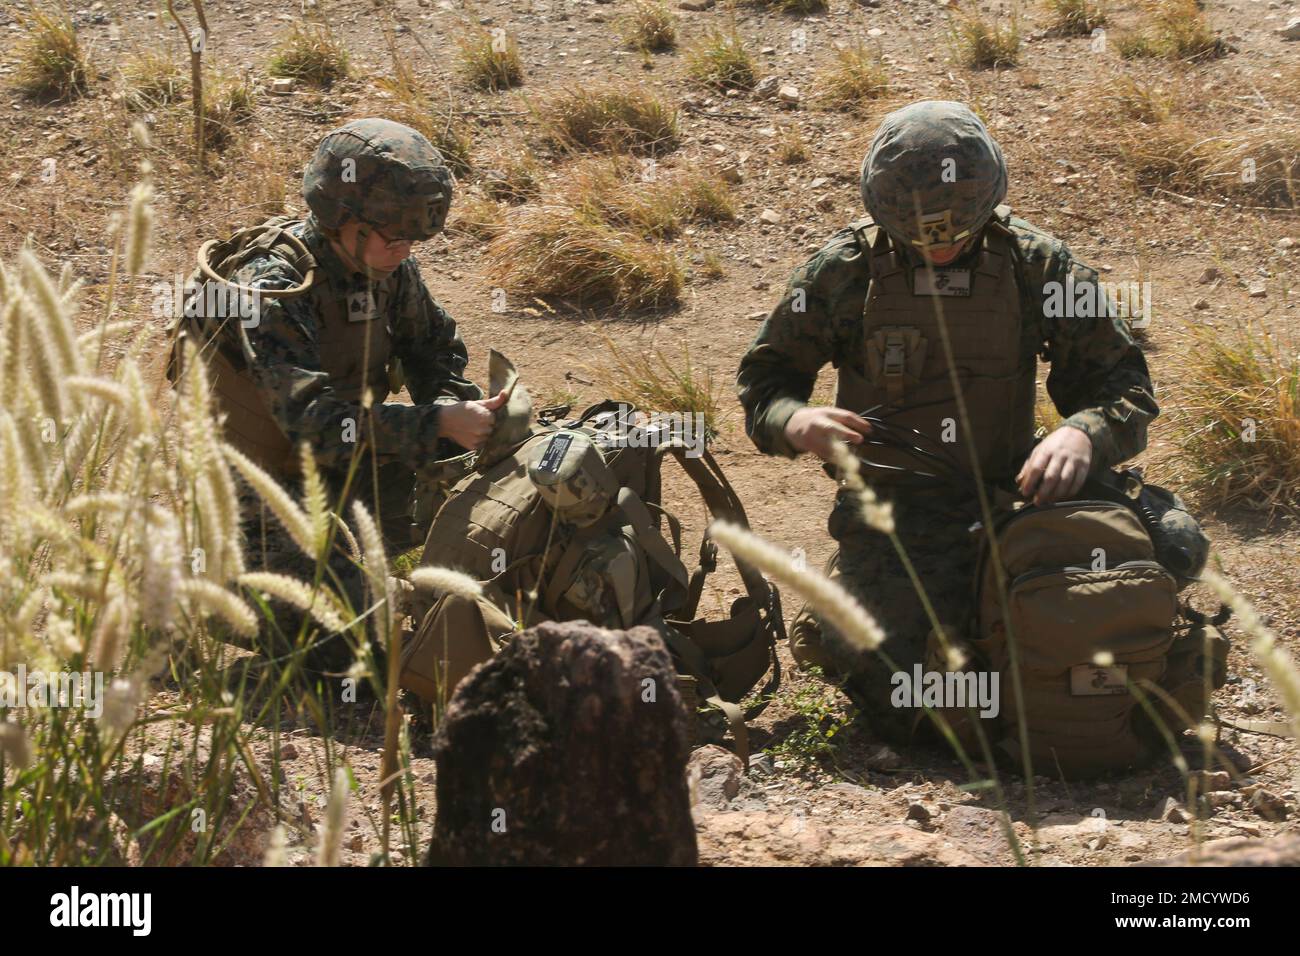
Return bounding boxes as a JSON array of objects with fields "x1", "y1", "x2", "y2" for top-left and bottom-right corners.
[
  {"x1": 270, "y1": 77, "x2": 295, "y2": 95},
  {"x1": 746, "y1": 310, "x2": 767, "y2": 321},
  {"x1": 1201, "y1": 790, "x2": 1242, "y2": 811},
  {"x1": 1193, "y1": 298, "x2": 1209, "y2": 310},
  {"x1": 280, "y1": 743, "x2": 299, "y2": 760},
  {"x1": 809, "y1": 176, "x2": 828, "y2": 189},
  {"x1": 679, "y1": 0, "x2": 714, "y2": 9},
  {"x1": 863, "y1": 743, "x2": 902, "y2": 772},
  {"x1": 1248, "y1": 789, "x2": 1288, "y2": 820},
  {"x1": 688, "y1": 744, "x2": 744, "y2": 810},
  {"x1": 906, "y1": 801, "x2": 931, "y2": 823},
  {"x1": 1198, "y1": 267, "x2": 1220, "y2": 284},
  {"x1": 777, "y1": 85, "x2": 801, "y2": 106},
  {"x1": 718, "y1": 164, "x2": 743, "y2": 184},
  {"x1": 1248, "y1": 281, "x2": 1267, "y2": 297},
  {"x1": 347, "y1": 834, "x2": 364, "y2": 853},
  {"x1": 1277, "y1": 237, "x2": 1295, "y2": 250},
  {"x1": 1196, "y1": 770, "x2": 1232, "y2": 791},
  {"x1": 754, "y1": 76, "x2": 780, "y2": 100},
  {"x1": 867, "y1": 27, "x2": 884, "y2": 37},
  {"x1": 1277, "y1": 17, "x2": 1300, "y2": 39},
  {"x1": 1154, "y1": 796, "x2": 1191, "y2": 823},
  {"x1": 759, "y1": 208, "x2": 781, "y2": 225}
]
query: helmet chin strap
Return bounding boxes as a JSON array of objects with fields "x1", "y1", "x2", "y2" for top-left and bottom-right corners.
[{"x1": 331, "y1": 226, "x2": 397, "y2": 281}]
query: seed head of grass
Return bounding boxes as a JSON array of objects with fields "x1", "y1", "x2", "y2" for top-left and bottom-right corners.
[{"x1": 710, "y1": 521, "x2": 885, "y2": 652}]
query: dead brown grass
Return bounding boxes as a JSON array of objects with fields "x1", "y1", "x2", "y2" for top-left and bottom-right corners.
[{"x1": 537, "y1": 85, "x2": 680, "y2": 156}]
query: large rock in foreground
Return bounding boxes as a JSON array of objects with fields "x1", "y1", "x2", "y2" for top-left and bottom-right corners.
[{"x1": 427, "y1": 621, "x2": 698, "y2": 866}]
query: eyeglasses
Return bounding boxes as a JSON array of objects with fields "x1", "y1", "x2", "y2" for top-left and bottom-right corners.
[{"x1": 362, "y1": 225, "x2": 416, "y2": 253}]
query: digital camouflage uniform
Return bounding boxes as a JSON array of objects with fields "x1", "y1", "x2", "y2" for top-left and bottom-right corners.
[
  {"x1": 176, "y1": 119, "x2": 482, "y2": 671},
  {"x1": 736, "y1": 102, "x2": 1159, "y2": 743}
]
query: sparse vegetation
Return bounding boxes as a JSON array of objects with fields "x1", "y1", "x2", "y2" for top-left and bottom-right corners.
[
  {"x1": 483, "y1": 205, "x2": 685, "y2": 310},
  {"x1": 457, "y1": 26, "x2": 524, "y2": 91},
  {"x1": 372, "y1": 78, "x2": 476, "y2": 177},
  {"x1": 618, "y1": 1, "x2": 678, "y2": 53},
  {"x1": 538, "y1": 86, "x2": 680, "y2": 156},
  {"x1": 267, "y1": 21, "x2": 350, "y2": 86},
  {"x1": 450, "y1": 193, "x2": 509, "y2": 240},
  {"x1": 738, "y1": 0, "x2": 830, "y2": 13},
  {"x1": 587, "y1": 336, "x2": 723, "y2": 438},
  {"x1": 557, "y1": 158, "x2": 737, "y2": 240},
  {"x1": 479, "y1": 153, "x2": 542, "y2": 204},
  {"x1": 685, "y1": 28, "x2": 759, "y2": 91},
  {"x1": 121, "y1": 49, "x2": 186, "y2": 111},
  {"x1": 1171, "y1": 322, "x2": 1300, "y2": 516},
  {"x1": 949, "y1": 3, "x2": 1021, "y2": 69},
  {"x1": 775, "y1": 125, "x2": 811, "y2": 164},
  {"x1": 1042, "y1": 0, "x2": 1106, "y2": 36},
  {"x1": 812, "y1": 41, "x2": 890, "y2": 112},
  {"x1": 1117, "y1": 0, "x2": 1229, "y2": 61},
  {"x1": 12, "y1": 8, "x2": 91, "y2": 100},
  {"x1": 767, "y1": 669, "x2": 856, "y2": 772},
  {"x1": 201, "y1": 71, "x2": 258, "y2": 150}
]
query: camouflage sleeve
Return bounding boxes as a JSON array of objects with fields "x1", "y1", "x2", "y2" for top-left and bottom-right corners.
[
  {"x1": 390, "y1": 261, "x2": 484, "y2": 406},
  {"x1": 239, "y1": 259, "x2": 449, "y2": 477},
  {"x1": 1010, "y1": 218, "x2": 1159, "y2": 473},
  {"x1": 735, "y1": 230, "x2": 862, "y2": 458}
]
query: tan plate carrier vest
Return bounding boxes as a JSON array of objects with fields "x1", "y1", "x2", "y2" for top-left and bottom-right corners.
[
  {"x1": 166, "y1": 216, "x2": 403, "y2": 480},
  {"x1": 835, "y1": 206, "x2": 1038, "y2": 486}
]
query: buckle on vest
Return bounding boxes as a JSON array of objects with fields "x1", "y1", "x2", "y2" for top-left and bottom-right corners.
[{"x1": 883, "y1": 337, "x2": 906, "y2": 377}]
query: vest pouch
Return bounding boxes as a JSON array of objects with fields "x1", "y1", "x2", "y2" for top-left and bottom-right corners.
[{"x1": 995, "y1": 560, "x2": 1178, "y2": 777}]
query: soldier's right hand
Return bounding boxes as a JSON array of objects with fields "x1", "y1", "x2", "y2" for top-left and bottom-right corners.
[
  {"x1": 783, "y1": 406, "x2": 873, "y2": 460},
  {"x1": 437, "y1": 389, "x2": 509, "y2": 451}
]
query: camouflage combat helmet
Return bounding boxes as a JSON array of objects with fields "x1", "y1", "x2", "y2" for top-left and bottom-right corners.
[
  {"x1": 303, "y1": 118, "x2": 454, "y2": 241},
  {"x1": 860, "y1": 100, "x2": 1007, "y2": 250}
]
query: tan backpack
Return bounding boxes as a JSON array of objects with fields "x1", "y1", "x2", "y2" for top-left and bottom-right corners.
[
  {"x1": 402, "y1": 358, "x2": 783, "y2": 758},
  {"x1": 969, "y1": 497, "x2": 1227, "y2": 778}
]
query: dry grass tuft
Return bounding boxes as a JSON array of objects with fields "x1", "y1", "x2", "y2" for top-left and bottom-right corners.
[
  {"x1": 1169, "y1": 322, "x2": 1300, "y2": 516},
  {"x1": 538, "y1": 85, "x2": 680, "y2": 156},
  {"x1": 478, "y1": 152, "x2": 542, "y2": 204},
  {"x1": 372, "y1": 78, "x2": 475, "y2": 177},
  {"x1": 586, "y1": 336, "x2": 723, "y2": 438},
  {"x1": 1042, "y1": 0, "x2": 1107, "y2": 35},
  {"x1": 457, "y1": 26, "x2": 524, "y2": 91},
  {"x1": 555, "y1": 157, "x2": 736, "y2": 240},
  {"x1": 200, "y1": 72, "x2": 258, "y2": 150},
  {"x1": 267, "y1": 21, "x2": 351, "y2": 86},
  {"x1": 949, "y1": 3, "x2": 1021, "y2": 69},
  {"x1": 812, "y1": 41, "x2": 890, "y2": 113},
  {"x1": 483, "y1": 205, "x2": 685, "y2": 310},
  {"x1": 121, "y1": 49, "x2": 186, "y2": 112},
  {"x1": 618, "y1": 1, "x2": 678, "y2": 53},
  {"x1": 1116, "y1": 0, "x2": 1229, "y2": 61},
  {"x1": 449, "y1": 193, "x2": 509, "y2": 241},
  {"x1": 1092, "y1": 76, "x2": 1299, "y2": 207},
  {"x1": 775, "y1": 125, "x2": 811, "y2": 164},
  {"x1": 12, "y1": 8, "x2": 92, "y2": 100},
  {"x1": 685, "y1": 28, "x2": 759, "y2": 92}
]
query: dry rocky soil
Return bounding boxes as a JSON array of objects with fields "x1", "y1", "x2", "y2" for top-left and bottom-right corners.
[{"x1": 1, "y1": 0, "x2": 1298, "y2": 865}]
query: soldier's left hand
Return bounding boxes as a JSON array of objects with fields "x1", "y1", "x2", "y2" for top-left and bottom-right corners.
[{"x1": 1017, "y1": 425, "x2": 1092, "y2": 507}]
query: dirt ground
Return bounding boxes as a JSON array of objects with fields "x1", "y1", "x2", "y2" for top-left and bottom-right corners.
[{"x1": 1, "y1": 0, "x2": 1297, "y2": 865}]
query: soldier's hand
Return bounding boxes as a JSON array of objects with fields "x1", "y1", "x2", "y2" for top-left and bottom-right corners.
[
  {"x1": 784, "y1": 406, "x2": 873, "y2": 460},
  {"x1": 1017, "y1": 425, "x2": 1092, "y2": 507},
  {"x1": 438, "y1": 389, "x2": 509, "y2": 450}
]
